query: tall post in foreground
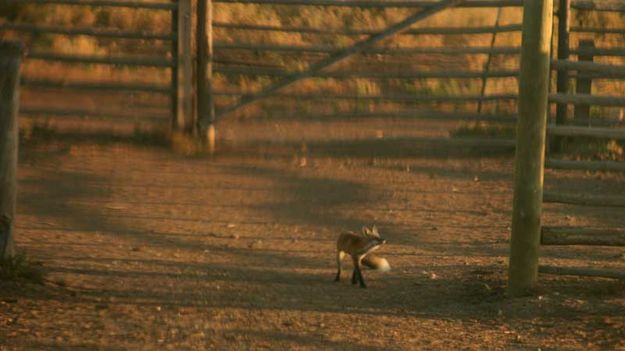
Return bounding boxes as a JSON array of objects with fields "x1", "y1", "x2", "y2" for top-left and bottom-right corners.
[
  {"x1": 508, "y1": 0, "x2": 553, "y2": 297},
  {"x1": 197, "y1": 0, "x2": 216, "y2": 154},
  {"x1": 0, "y1": 42, "x2": 22, "y2": 259}
]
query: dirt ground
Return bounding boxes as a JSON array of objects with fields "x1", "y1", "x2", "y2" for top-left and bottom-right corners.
[{"x1": 1, "y1": 118, "x2": 625, "y2": 351}]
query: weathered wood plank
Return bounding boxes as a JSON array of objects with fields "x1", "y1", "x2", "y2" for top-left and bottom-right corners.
[
  {"x1": 539, "y1": 265, "x2": 625, "y2": 279},
  {"x1": 213, "y1": 0, "x2": 522, "y2": 8},
  {"x1": 21, "y1": 78, "x2": 171, "y2": 94},
  {"x1": 0, "y1": 23, "x2": 174, "y2": 41},
  {"x1": 214, "y1": 41, "x2": 520, "y2": 55},
  {"x1": 10, "y1": 0, "x2": 176, "y2": 9},
  {"x1": 214, "y1": 65, "x2": 520, "y2": 79},
  {"x1": 213, "y1": 22, "x2": 523, "y2": 35},
  {"x1": 547, "y1": 125, "x2": 625, "y2": 139},
  {"x1": 571, "y1": 0, "x2": 625, "y2": 12},
  {"x1": 543, "y1": 191, "x2": 625, "y2": 207},
  {"x1": 551, "y1": 59, "x2": 625, "y2": 78},
  {"x1": 0, "y1": 41, "x2": 21, "y2": 259},
  {"x1": 542, "y1": 227, "x2": 625, "y2": 246},
  {"x1": 27, "y1": 52, "x2": 174, "y2": 67},
  {"x1": 213, "y1": 91, "x2": 518, "y2": 102},
  {"x1": 545, "y1": 159, "x2": 625, "y2": 172}
]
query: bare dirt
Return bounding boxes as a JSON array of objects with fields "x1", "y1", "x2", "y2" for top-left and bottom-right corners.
[{"x1": 1, "y1": 118, "x2": 625, "y2": 351}]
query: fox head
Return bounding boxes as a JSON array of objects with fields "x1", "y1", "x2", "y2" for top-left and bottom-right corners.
[{"x1": 361, "y1": 225, "x2": 386, "y2": 246}]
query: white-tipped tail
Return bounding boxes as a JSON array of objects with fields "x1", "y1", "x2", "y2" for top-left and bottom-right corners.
[
  {"x1": 377, "y1": 258, "x2": 391, "y2": 272},
  {"x1": 362, "y1": 255, "x2": 391, "y2": 272}
]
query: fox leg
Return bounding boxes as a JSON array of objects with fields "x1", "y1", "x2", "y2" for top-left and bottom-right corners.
[
  {"x1": 335, "y1": 251, "x2": 345, "y2": 282},
  {"x1": 355, "y1": 256, "x2": 366, "y2": 288},
  {"x1": 351, "y1": 256, "x2": 366, "y2": 288},
  {"x1": 351, "y1": 256, "x2": 358, "y2": 284}
]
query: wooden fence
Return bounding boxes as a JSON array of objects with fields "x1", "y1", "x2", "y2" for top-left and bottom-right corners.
[
  {"x1": 1, "y1": 0, "x2": 194, "y2": 131},
  {"x1": 209, "y1": 0, "x2": 625, "y2": 126},
  {"x1": 2, "y1": 0, "x2": 625, "y2": 137},
  {"x1": 208, "y1": 0, "x2": 525, "y2": 123},
  {"x1": 537, "y1": 0, "x2": 625, "y2": 282}
]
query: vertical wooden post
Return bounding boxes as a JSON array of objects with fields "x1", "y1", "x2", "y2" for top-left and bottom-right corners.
[
  {"x1": 555, "y1": 0, "x2": 570, "y2": 123},
  {"x1": 170, "y1": 4, "x2": 179, "y2": 130},
  {"x1": 0, "y1": 42, "x2": 21, "y2": 259},
  {"x1": 508, "y1": 0, "x2": 553, "y2": 297},
  {"x1": 176, "y1": 0, "x2": 193, "y2": 132},
  {"x1": 574, "y1": 40, "x2": 594, "y2": 126},
  {"x1": 477, "y1": 7, "x2": 502, "y2": 114},
  {"x1": 197, "y1": 0, "x2": 216, "y2": 154},
  {"x1": 552, "y1": 0, "x2": 570, "y2": 151},
  {"x1": 170, "y1": 0, "x2": 193, "y2": 132}
]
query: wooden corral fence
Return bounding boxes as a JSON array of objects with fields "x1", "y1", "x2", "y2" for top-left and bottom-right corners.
[
  {"x1": 1, "y1": 0, "x2": 194, "y2": 132},
  {"x1": 208, "y1": 0, "x2": 524, "y2": 129},
  {"x1": 540, "y1": 0, "x2": 625, "y2": 281},
  {"x1": 2, "y1": 0, "x2": 624, "y2": 139},
  {"x1": 509, "y1": 0, "x2": 625, "y2": 295}
]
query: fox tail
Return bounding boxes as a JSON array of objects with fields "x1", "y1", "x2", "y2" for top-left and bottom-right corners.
[{"x1": 361, "y1": 254, "x2": 391, "y2": 272}]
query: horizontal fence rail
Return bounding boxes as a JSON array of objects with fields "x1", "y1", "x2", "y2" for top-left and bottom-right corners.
[
  {"x1": 571, "y1": 27, "x2": 625, "y2": 35},
  {"x1": 542, "y1": 227, "x2": 625, "y2": 246},
  {"x1": 570, "y1": 0, "x2": 625, "y2": 12},
  {"x1": 539, "y1": 266, "x2": 625, "y2": 279},
  {"x1": 551, "y1": 59, "x2": 625, "y2": 77},
  {"x1": 549, "y1": 94, "x2": 625, "y2": 107},
  {"x1": 9, "y1": 0, "x2": 176, "y2": 10},
  {"x1": 213, "y1": 22, "x2": 523, "y2": 35},
  {"x1": 213, "y1": 0, "x2": 624, "y2": 11},
  {"x1": 214, "y1": 91, "x2": 518, "y2": 102},
  {"x1": 546, "y1": 159, "x2": 625, "y2": 172},
  {"x1": 237, "y1": 110, "x2": 518, "y2": 122},
  {"x1": 27, "y1": 52, "x2": 175, "y2": 67},
  {"x1": 20, "y1": 107, "x2": 169, "y2": 121},
  {"x1": 213, "y1": 0, "x2": 524, "y2": 8},
  {"x1": 214, "y1": 66, "x2": 520, "y2": 79},
  {"x1": 571, "y1": 46, "x2": 625, "y2": 57},
  {"x1": 547, "y1": 125, "x2": 625, "y2": 139},
  {"x1": 21, "y1": 78, "x2": 172, "y2": 94},
  {"x1": 0, "y1": 23, "x2": 174, "y2": 41},
  {"x1": 214, "y1": 42, "x2": 520, "y2": 55},
  {"x1": 543, "y1": 191, "x2": 625, "y2": 207}
]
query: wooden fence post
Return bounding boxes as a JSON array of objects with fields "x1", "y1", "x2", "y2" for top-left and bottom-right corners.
[
  {"x1": 197, "y1": 0, "x2": 215, "y2": 153},
  {"x1": 553, "y1": 0, "x2": 570, "y2": 151},
  {"x1": 170, "y1": 4, "x2": 178, "y2": 130},
  {"x1": 508, "y1": 0, "x2": 553, "y2": 297},
  {"x1": 477, "y1": 7, "x2": 502, "y2": 114},
  {"x1": 175, "y1": 0, "x2": 193, "y2": 132},
  {"x1": 0, "y1": 41, "x2": 22, "y2": 260},
  {"x1": 574, "y1": 39, "x2": 594, "y2": 126}
]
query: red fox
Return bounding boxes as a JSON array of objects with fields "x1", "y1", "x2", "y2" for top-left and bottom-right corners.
[{"x1": 334, "y1": 225, "x2": 390, "y2": 288}]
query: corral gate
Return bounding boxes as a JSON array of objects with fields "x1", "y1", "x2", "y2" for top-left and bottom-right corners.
[{"x1": 1, "y1": 0, "x2": 194, "y2": 133}]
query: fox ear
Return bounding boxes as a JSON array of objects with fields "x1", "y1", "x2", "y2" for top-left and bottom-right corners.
[
  {"x1": 361, "y1": 226, "x2": 371, "y2": 236},
  {"x1": 372, "y1": 224, "x2": 378, "y2": 234}
]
